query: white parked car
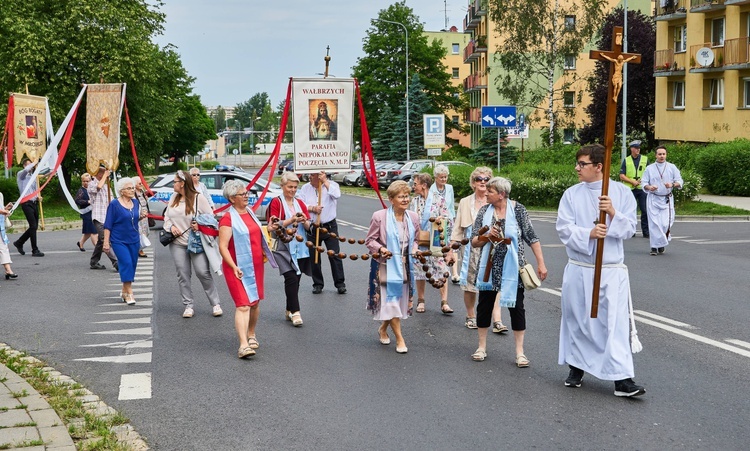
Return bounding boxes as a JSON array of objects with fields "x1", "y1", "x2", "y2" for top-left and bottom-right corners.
[{"x1": 147, "y1": 168, "x2": 282, "y2": 222}]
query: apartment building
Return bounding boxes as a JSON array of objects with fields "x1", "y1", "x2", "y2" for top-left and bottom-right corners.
[
  {"x1": 462, "y1": 0, "x2": 651, "y2": 148},
  {"x1": 424, "y1": 27, "x2": 472, "y2": 148},
  {"x1": 654, "y1": 0, "x2": 750, "y2": 142}
]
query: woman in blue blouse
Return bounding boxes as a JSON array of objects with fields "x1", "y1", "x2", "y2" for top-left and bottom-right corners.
[{"x1": 103, "y1": 177, "x2": 145, "y2": 306}]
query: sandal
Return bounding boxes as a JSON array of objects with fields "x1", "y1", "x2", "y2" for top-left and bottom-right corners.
[
  {"x1": 248, "y1": 337, "x2": 260, "y2": 349},
  {"x1": 416, "y1": 299, "x2": 426, "y2": 313},
  {"x1": 492, "y1": 322, "x2": 509, "y2": 334},
  {"x1": 471, "y1": 349, "x2": 487, "y2": 361},
  {"x1": 516, "y1": 354, "x2": 530, "y2": 368},
  {"x1": 290, "y1": 312, "x2": 303, "y2": 327},
  {"x1": 440, "y1": 300, "x2": 454, "y2": 315},
  {"x1": 465, "y1": 317, "x2": 478, "y2": 329},
  {"x1": 238, "y1": 346, "x2": 256, "y2": 359}
]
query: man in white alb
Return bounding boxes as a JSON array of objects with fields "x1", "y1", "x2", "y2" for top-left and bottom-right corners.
[
  {"x1": 556, "y1": 144, "x2": 645, "y2": 397},
  {"x1": 641, "y1": 145, "x2": 682, "y2": 256}
]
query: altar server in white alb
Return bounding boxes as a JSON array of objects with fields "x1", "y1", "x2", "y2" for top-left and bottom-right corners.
[
  {"x1": 641, "y1": 146, "x2": 683, "y2": 256},
  {"x1": 556, "y1": 144, "x2": 645, "y2": 397}
]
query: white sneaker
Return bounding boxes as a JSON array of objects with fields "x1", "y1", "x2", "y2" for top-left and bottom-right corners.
[
  {"x1": 212, "y1": 305, "x2": 223, "y2": 317},
  {"x1": 182, "y1": 307, "x2": 194, "y2": 318}
]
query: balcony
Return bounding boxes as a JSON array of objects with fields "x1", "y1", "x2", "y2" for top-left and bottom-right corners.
[
  {"x1": 653, "y1": 49, "x2": 687, "y2": 76},
  {"x1": 463, "y1": 72, "x2": 487, "y2": 92},
  {"x1": 464, "y1": 107, "x2": 482, "y2": 124},
  {"x1": 471, "y1": 0, "x2": 488, "y2": 15},
  {"x1": 654, "y1": 0, "x2": 687, "y2": 21},
  {"x1": 690, "y1": 0, "x2": 726, "y2": 12},
  {"x1": 689, "y1": 43, "x2": 725, "y2": 71},
  {"x1": 725, "y1": 0, "x2": 750, "y2": 5},
  {"x1": 463, "y1": 36, "x2": 487, "y2": 63},
  {"x1": 723, "y1": 37, "x2": 750, "y2": 68},
  {"x1": 463, "y1": 5, "x2": 482, "y2": 32}
]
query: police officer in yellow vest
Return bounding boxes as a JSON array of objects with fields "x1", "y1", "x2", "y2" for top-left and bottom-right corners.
[{"x1": 619, "y1": 140, "x2": 649, "y2": 238}]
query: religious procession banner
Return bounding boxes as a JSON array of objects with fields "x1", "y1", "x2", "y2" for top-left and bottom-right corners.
[
  {"x1": 291, "y1": 78, "x2": 354, "y2": 173},
  {"x1": 11, "y1": 93, "x2": 48, "y2": 164},
  {"x1": 86, "y1": 83, "x2": 123, "y2": 174}
]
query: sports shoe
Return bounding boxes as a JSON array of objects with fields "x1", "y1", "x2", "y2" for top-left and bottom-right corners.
[
  {"x1": 182, "y1": 307, "x2": 194, "y2": 318},
  {"x1": 337, "y1": 286, "x2": 347, "y2": 294},
  {"x1": 90, "y1": 263, "x2": 106, "y2": 270},
  {"x1": 492, "y1": 321, "x2": 509, "y2": 334},
  {"x1": 565, "y1": 366, "x2": 584, "y2": 388},
  {"x1": 13, "y1": 241, "x2": 25, "y2": 255},
  {"x1": 614, "y1": 378, "x2": 645, "y2": 397},
  {"x1": 312, "y1": 286, "x2": 323, "y2": 294},
  {"x1": 658, "y1": 247, "x2": 665, "y2": 254},
  {"x1": 31, "y1": 250, "x2": 45, "y2": 257},
  {"x1": 465, "y1": 317, "x2": 478, "y2": 329},
  {"x1": 650, "y1": 248, "x2": 657, "y2": 256},
  {"x1": 212, "y1": 305, "x2": 223, "y2": 317}
]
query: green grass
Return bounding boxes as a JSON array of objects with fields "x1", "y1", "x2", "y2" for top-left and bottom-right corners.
[{"x1": 675, "y1": 200, "x2": 750, "y2": 216}]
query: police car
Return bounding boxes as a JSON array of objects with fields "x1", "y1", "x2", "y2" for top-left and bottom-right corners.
[{"x1": 148, "y1": 168, "x2": 282, "y2": 222}]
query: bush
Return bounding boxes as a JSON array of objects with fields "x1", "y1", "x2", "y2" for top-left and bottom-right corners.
[
  {"x1": 500, "y1": 163, "x2": 579, "y2": 208},
  {"x1": 673, "y1": 168, "x2": 701, "y2": 204},
  {"x1": 200, "y1": 160, "x2": 220, "y2": 170},
  {"x1": 693, "y1": 139, "x2": 750, "y2": 196},
  {"x1": 157, "y1": 162, "x2": 187, "y2": 174}
]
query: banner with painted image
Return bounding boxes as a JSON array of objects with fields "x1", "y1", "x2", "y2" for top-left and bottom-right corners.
[
  {"x1": 12, "y1": 93, "x2": 48, "y2": 164},
  {"x1": 86, "y1": 83, "x2": 123, "y2": 175},
  {"x1": 291, "y1": 78, "x2": 354, "y2": 173}
]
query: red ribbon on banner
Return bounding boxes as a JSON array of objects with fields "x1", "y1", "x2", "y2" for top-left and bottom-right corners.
[
  {"x1": 124, "y1": 100, "x2": 154, "y2": 198},
  {"x1": 355, "y1": 79, "x2": 385, "y2": 208},
  {"x1": 19, "y1": 103, "x2": 81, "y2": 204}
]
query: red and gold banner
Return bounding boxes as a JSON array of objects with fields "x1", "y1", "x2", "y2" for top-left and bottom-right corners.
[
  {"x1": 86, "y1": 83, "x2": 122, "y2": 174},
  {"x1": 12, "y1": 93, "x2": 47, "y2": 164}
]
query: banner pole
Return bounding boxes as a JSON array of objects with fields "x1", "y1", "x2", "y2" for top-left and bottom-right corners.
[
  {"x1": 37, "y1": 175, "x2": 45, "y2": 230},
  {"x1": 314, "y1": 182, "x2": 322, "y2": 264}
]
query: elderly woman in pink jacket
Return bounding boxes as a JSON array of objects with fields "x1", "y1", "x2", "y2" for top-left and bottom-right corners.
[{"x1": 365, "y1": 181, "x2": 420, "y2": 354}]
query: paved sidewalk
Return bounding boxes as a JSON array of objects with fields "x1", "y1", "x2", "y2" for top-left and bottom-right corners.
[
  {"x1": 0, "y1": 344, "x2": 148, "y2": 450},
  {"x1": 697, "y1": 194, "x2": 750, "y2": 211}
]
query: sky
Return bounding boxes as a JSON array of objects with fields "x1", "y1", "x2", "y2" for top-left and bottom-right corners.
[{"x1": 153, "y1": 0, "x2": 464, "y2": 108}]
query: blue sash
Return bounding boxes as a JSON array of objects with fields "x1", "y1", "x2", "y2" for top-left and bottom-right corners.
[
  {"x1": 419, "y1": 193, "x2": 434, "y2": 230},
  {"x1": 475, "y1": 202, "x2": 521, "y2": 307},
  {"x1": 229, "y1": 206, "x2": 263, "y2": 302},
  {"x1": 280, "y1": 197, "x2": 309, "y2": 275},
  {"x1": 476, "y1": 205, "x2": 495, "y2": 291},
  {"x1": 385, "y1": 207, "x2": 414, "y2": 303},
  {"x1": 459, "y1": 223, "x2": 472, "y2": 285}
]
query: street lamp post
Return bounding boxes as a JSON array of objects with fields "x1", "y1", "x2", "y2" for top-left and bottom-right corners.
[
  {"x1": 249, "y1": 116, "x2": 261, "y2": 154},
  {"x1": 375, "y1": 18, "x2": 409, "y2": 161}
]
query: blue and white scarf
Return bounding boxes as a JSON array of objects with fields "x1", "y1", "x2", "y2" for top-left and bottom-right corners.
[
  {"x1": 418, "y1": 193, "x2": 434, "y2": 230},
  {"x1": 429, "y1": 183, "x2": 455, "y2": 220},
  {"x1": 476, "y1": 202, "x2": 520, "y2": 307},
  {"x1": 280, "y1": 197, "x2": 309, "y2": 275},
  {"x1": 229, "y1": 206, "x2": 264, "y2": 302},
  {"x1": 459, "y1": 222, "x2": 472, "y2": 286},
  {"x1": 385, "y1": 206, "x2": 415, "y2": 303}
]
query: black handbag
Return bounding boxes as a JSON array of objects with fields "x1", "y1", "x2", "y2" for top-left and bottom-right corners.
[{"x1": 159, "y1": 228, "x2": 187, "y2": 246}]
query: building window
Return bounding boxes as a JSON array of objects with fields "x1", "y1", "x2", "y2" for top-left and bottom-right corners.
[
  {"x1": 452, "y1": 67, "x2": 459, "y2": 78},
  {"x1": 563, "y1": 129, "x2": 575, "y2": 143},
  {"x1": 565, "y1": 15, "x2": 576, "y2": 30},
  {"x1": 674, "y1": 25, "x2": 687, "y2": 53},
  {"x1": 672, "y1": 81, "x2": 685, "y2": 109},
  {"x1": 452, "y1": 43, "x2": 459, "y2": 54},
  {"x1": 712, "y1": 17, "x2": 725, "y2": 47},
  {"x1": 563, "y1": 91, "x2": 575, "y2": 108},
  {"x1": 709, "y1": 78, "x2": 724, "y2": 107},
  {"x1": 452, "y1": 115, "x2": 459, "y2": 124},
  {"x1": 744, "y1": 80, "x2": 750, "y2": 107},
  {"x1": 564, "y1": 55, "x2": 576, "y2": 70}
]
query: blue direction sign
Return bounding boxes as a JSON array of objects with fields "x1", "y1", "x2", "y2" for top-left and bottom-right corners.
[{"x1": 481, "y1": 105, "x2": 517, "y2": 128}]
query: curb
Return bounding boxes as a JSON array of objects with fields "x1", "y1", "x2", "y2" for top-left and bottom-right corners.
[{"x1": 0, "y1": 343, "x2": 148, "y2": 450}]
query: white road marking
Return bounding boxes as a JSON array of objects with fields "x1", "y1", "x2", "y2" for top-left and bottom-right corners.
[
  {"x1": 94, "y1": 317, "x2": 151, "y2": 325},
  {"x1": 118, "y1": 373, "x2": 152, "y2": 400},
  {"x1": 75, "y1": 352, "x2": 152, "y2": 363},
  {"x1": 726, "y1": 339, "x2": 750, "y2": 350},
  {"x1": 633, "y1": 310, "x2": 694, "y2": 328},
  {"x1": 80, "y1": 340, "x2": 153, "y2": 349},
  {"x1": 542, "y1": 244, "x2": 565, "y2": 248},
  {"x1": 87, "y1": 327, "x2": 152, "y2": 335},
  {"x1": 634, "y1": 317, "x2": 750, "y2": 358},
  {"x1": 96, "y1": 308, "x2": 153, "y2": 315},
  {"x1": 684, "y1": 240, "x2": 750, "y2": 245},
  {"x1": 538, "y1": 287, "x2": 562, "y2": 297}
]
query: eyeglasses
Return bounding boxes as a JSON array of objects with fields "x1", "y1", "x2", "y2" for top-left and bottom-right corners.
[
  {"x1": 576, "y1": 161, "x2": 596, "y2": 168},
  {"x1": 173, "y1": 180, "x2": 183, "y2": 184},
  {"x1": 191, "y1": 173, "x2": 200, "y2": 177},
  {"x1": 234, "y1": 192, "x2": 251, "y2": 198},
  {"x1": 473, "y1": 176, "x2": 491, "y2": 182},
  {"x1": 395, "y1": 195, "x2": 410, "y2": 200}
]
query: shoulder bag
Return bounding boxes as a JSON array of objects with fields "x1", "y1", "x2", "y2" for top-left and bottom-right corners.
[{"x1": 519, "y1": 263, "x2": 541, "y2": 291}]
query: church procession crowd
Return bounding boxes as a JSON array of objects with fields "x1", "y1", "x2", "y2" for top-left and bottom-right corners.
[{"x1": 0, "y1": 142, "x2": 686, "y2": 399}]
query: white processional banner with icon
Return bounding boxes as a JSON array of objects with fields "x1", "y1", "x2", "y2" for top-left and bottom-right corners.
[{"x1": 291, "y1": 78, "x2": 354, "y2": 173}]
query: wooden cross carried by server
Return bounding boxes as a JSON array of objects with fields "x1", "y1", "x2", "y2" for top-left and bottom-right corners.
[{"x1": 588, "y1": 26, "x2": 641, "y2": 318}]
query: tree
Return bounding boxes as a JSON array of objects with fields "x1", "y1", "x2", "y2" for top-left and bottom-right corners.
[
  {"x1": 470, "y1": 128, "x2": 516, "y2": 167},
  {"x1": 352, "y1": 1, "x2": 462, "y2": 147},
  {"x1": 162, "y1": 94, "x2": 216, "y2": 164},
  {"x1": 372, "y1": 105, "x2": 398, "y2": 160},
  {"x1": 489, "y1": 0, "x2": 608, "y2": 145},
  {"x1": 391, "y1": 74, "x2": 433, "y2": 159},
  {"x1": 0, "y1": 1, "x2": 193, "y2": 178},
  {"x1": 579, "y1": 8, "x2": 656, "y2": 149},
  {"x1": 210, "y1": 106, "x2": 227, "y2": 133}
]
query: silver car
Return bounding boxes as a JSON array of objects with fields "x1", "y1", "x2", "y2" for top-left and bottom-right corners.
[{"x1": 148, "y1": 169, "x2": 282, "y2": 221}]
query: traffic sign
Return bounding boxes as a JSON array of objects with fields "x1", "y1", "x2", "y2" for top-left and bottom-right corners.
[
  {"x1": 481, "y1": 105, "x2": 517, "y2": 128},
  {"x1": 505, "y1": 124, "x2": 529, "y2": 139},
  {"x1": 423, "y1": 114, "x2": 445, "y2": 149}
]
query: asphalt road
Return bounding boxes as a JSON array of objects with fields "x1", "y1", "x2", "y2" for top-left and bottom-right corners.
[{"x1": 2, "y1": 194, "x2": 749, "y2": 450}]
